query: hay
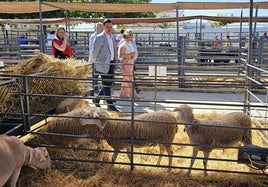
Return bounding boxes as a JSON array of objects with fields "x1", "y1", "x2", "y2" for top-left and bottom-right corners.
[
  {"x1": 3, "y1": 53, "x2": 92, "y2": 114},
  {"x1": 8, "y1": 54, "x2": 91, "y2": 77},
  {"x1": 17, "y1": 112, "x2": 268, "y2": 187}
]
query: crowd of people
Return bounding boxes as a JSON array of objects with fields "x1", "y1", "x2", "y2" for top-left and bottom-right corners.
[
  {"x1": 89, "y1": 19, "x2": 140, "y2": 112},
  {"x1": 49, "y1": 19, "x2": 140, "y2": 112},
  {"x1": 213, "y1": 35, "x2": 232, "y2": 48},
  {"x1": 49, "y1": 20, "x2": 268, "y2": 112}
]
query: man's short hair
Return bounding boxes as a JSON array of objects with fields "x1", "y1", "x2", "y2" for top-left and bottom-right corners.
[{"x1": 103, "y1": 19, "x2": 112, "y2": 25}]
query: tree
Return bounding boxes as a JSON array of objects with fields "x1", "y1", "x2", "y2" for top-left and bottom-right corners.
[
  {"x1": 158, "y1": 14, "x2": 175, "y2": 29},
  {"x1": 211, "y1": 13, "x2": 234, "y2": 28}
]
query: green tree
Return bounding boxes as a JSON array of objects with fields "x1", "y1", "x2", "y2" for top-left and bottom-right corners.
[
  {"x1": 211, "y1": 13, "x2": 234, "y2": 28},
  {"x1": 158, "y1": 14, "x2": 175, "y2": 29},
  {"x1": 0, "y1": 0, "x2": 156, "y2": 19}
]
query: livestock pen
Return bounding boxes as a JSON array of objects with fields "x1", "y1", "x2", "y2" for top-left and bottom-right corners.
[
  {"x1": 1, "y1": 52, "x2": 267, "y2": 186},
  {"x1": 0, "y1": 32, "x2": 268, "y2": 185}
]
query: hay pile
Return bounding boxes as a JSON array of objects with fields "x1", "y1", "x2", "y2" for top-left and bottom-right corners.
[
  {"x1": 9, "y1": 53, "x2": 91, "y2": 77},
  {"x1": 3, "y1": 53, "x2": 92, "y2": 114}
]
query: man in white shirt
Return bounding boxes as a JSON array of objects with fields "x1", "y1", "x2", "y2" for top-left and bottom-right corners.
[
  {"x1": 91, "y1": 19, "x2": 119, "y2": 112},
  {"x1": 89, "y1": 22, "x2": 104, "y2": 94}
]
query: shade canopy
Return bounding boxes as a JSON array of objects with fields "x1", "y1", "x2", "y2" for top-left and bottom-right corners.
[
  {"x1": 0, "y1": 1, "x2": 267, "y2": 14},
  {"x1": 1, "y1": 16, "x2": 268, "y2": 25}
]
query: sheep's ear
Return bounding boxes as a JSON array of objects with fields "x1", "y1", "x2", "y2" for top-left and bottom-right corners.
[
  {"x1": 173, "y1": 107, "x2": 179, "y2": 112},
  {"x1": 173, "y1": 108, "x2": 183, "y2": 120},
  {"x1": 93, "y1": 109, "x2": 101, "y2": 118},
  {"x1": 174, "y1": 106, "x2": 194, "y2": 123},
  {"x1": 176, "y1": 112, "x2": 182, "y2": 120}
]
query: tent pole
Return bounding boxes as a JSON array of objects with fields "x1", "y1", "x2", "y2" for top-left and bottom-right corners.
[
  {"x1": 239, "y1": 8, "x2": 243, "y2": 62},
  {"x1": 253, "y1": 3, "x2": 258, "y2": 36},
  {"x1": 244, "y1": 0, "x2": 253, "y2": 113},
  {"x1": 39, "y1": 0, "x2": 45, "y2": 53}
]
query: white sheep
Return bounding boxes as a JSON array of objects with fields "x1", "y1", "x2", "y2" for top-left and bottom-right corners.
[
  {"x1": 80, "y1": 109, "x2": 178, "y2": 171},
  {"x1": 0, "y1": 135, "x2": 51, "y2": 187},
  {"x1": 55, "y1": 98, "x2": 90, "y2": 114},
  {"x1": 174, "y1": 104, "x2": 252, "y2": 176},
  {"x1": 39, "y1": 107, "x2": 108, "y2": 161}
]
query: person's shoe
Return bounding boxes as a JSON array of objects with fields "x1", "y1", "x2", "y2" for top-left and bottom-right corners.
[
  {"x1": 93, "y1": 98, "x2": 100, "y2": 107},
  {"x1": 104, "y1": 99, "x2": 116, "y2": 104},
  {"x1": 107, "y1": 105, "x2": 120, "y2": 112},
  {"x1": 136, "y1": 89, "x2": 141, "y2": 94}
]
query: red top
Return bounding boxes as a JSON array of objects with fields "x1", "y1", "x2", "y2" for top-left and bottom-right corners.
[
  {"x1": 213, "y1": 40, "x2": 221, "y2": 47},
  {"x1": 51, "y1": 38, "x2": 74, "y2": 58}
]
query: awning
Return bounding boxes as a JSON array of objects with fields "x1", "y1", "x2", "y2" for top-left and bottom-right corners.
[
  {"x1": 1, "y1": 16, "x2": 268, "y2": 25},
  {"x1": 0, "y1": 2, "x2": 58, "y2": 14},
  {"x1": 0, "y1": 2, "x2": 268, "y2": 14}
]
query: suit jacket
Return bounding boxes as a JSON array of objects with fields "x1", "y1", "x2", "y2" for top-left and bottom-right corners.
[
  {"x1": 91, "y1": 32, "x2": 117, "y2": 74},
  {"x1": 88, "y1": 31, "x2": 97, "y2": 63}
]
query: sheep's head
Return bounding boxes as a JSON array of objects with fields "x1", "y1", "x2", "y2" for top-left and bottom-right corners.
[
  {"x1": 80, "y1": 107, "x2": 109, "y2": 131},
  {"x1": 27, "y1": 147, "x2": 51, "y2": 169},
  {"x1": 173, "y1": 104, "x2": 194, "y2": 123}
]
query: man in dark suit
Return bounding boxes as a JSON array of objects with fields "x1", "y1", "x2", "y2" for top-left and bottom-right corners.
[{"x1": 91, "y1": 19, "x2": 119, "y2": 112}]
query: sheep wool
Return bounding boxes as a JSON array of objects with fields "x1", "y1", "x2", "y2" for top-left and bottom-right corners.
[
  {"x1": 191, "y1": 113, "x2": 252, "y2": 146},
  {"x1": 174, "y1": 104, "x2": 252, "y2": 176},
  {"x1": 82, "y1": 110, "x2": 178, "y2": 171},
  {"x1": 40, "y1": 107, "x2": 108, "y2": 160}
]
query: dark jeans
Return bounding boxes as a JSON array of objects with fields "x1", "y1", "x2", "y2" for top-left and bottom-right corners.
[
  {"x1": 92, "y1": 68, "x2": 100, "y2": 94},
  {"x1": 96, "y1": 63, "x2": 115, "y2": 105}
]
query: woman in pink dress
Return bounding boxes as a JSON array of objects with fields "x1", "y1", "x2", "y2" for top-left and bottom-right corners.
[{"x1": 118, "y1": 30, "x2": 139, "y2": 99}]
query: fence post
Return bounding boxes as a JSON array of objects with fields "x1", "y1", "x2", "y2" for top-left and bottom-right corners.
[
  {"x1": 22, "y1": 76, "x2": 30, "y2": 131},
  {"x1": 178, "y1": 36, "x2": 186, "y2": 88}
]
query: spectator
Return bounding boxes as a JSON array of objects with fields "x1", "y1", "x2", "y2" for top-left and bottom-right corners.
[
  {"x1": 119, "y1": 29, "x2": 140, "y2": 93},
  {"x1": 213, "y1": 35, "x2": 221, "y2": 48},
  {"x1": 51, "y1": 26, "x2": 74, "y2": 59},
  {"x1": 47, "y1": 30, "x2": 55, "y2": 47},
  {"x1": 89, "y1": 22, "x2": 104, "y2": 94},
  {"x1": 118, "y1": 30, "x2": 138, "y2": 99},
  {"x1": 263, "y1": 32, "x2": 268, "y2": 40},
  {"x1": 263, "y1": 32, "x2": 268, "y2": 47},
  {"x1": 116, "y1": 29, "x2": 124, "y2": 46},
  {"x1": 226, "y1": 35, "x2": 232, "y2": 47},
  {"x1": 91, "y1": 19, "x2": 119, "y2": 112}
]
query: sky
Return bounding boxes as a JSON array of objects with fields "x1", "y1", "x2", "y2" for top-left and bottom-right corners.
[{"x1": 151, "y1": 0, "x2": 267, "y2": 17}]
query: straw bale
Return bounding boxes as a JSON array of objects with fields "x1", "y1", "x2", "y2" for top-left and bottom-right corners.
[
  {"x1": 4, "y1": 53, "x2": 92, "y2": 114},
  {"x1": 8, "y1": 53, "x2": 91, "y2": 77}
]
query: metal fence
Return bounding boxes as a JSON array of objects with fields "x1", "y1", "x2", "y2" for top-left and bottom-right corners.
[{"x1": 1, "y1": 30, "x2": 268, "y2": 176}]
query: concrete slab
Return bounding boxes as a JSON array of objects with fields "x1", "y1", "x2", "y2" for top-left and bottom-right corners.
[{"x1": 108, "y1": 90, "x2": 267, "y2": 114}]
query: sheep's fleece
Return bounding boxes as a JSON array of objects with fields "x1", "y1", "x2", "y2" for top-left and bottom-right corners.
[
  {"x1": 0, "y1": 135, "x2": 51, "y2": 187},
  {"x1": 40, "y1": 107, "x2": 108, "y2": 161},
  {"x1": 81, "y1": 109, "x2": 178, "y2": 171},
  {"x1": 174, "y1": 104, "x2": 252, "y2": 176}
]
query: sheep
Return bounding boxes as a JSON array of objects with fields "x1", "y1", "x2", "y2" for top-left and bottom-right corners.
[
  {"x1": 39, "y1": 106, "x2": 109, "y2": 161},
  {"x1": 80, "y1": 109, "x2": 178, "y2": 171},
  {"x1": 174, "y1": 104, "x2": 252, "y2": 176},
  {"x1": 0, "y1": 135, "x2": 51, "y2": 187},
  {"x1": 55, "y1": 98, "x2": 90, "y2": 114}
]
